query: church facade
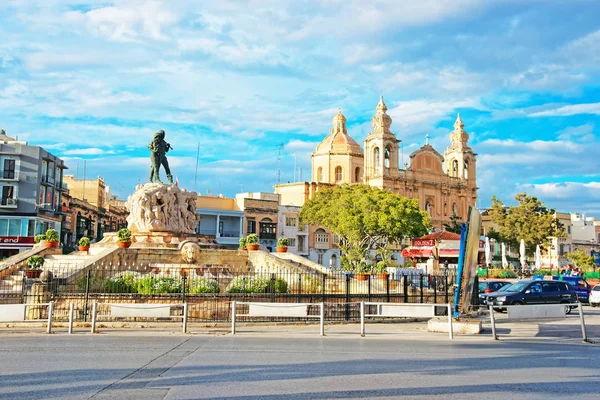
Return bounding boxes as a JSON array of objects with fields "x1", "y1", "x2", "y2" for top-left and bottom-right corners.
[{"x1": 308, "y1": 97, "x2": 477, "y2": 229}]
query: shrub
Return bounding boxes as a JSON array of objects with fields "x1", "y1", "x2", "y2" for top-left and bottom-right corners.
[
  {"x1": 477, "y1": 269, "x2": 487, "y2": 278},
  {"x1": 34, "y1": 234, "x2": 46, "y2": 244},
  {"x1": 375, "y1": 260, "x2": 388, "y2": 273},
  {"x1": 189, "y1": 278, "x2": 220, "y2": 294},
  {"x1": 277, "y1": 238, "x2": 288, "y2": 247},
  {"x1": 301, "y1": 275, "x2": 322, "y2": 294},
  {"x1": 78, "y1": 237, "x2": 90, "y2": 247},
  {"x1": 268, "y1": 278, "x2": 288, "y2": 293},
  {"x1": 26, "y1": 255, "x2": 45, "y2": 270},
  {"x1": 239, "y1": 237, "x2": 247, "y2": 249},
  {"x1": 584, "y1": 271, "x2": 599, "y2": 279},
  {"x1": 117, "y1": 228, "x2": 132, "y2": 243},
  {"x1": 497, "y1": 269, "x2": 517, "y2": 279},
  {"x1": 76, "y1": 275, "x2": 107, "y2": 292},
  {"x1": 246, "y1": 234, "x2": 259, "y2": 245},
  {"x1": 45, "y1": 229, "x2": 59, "y2": 242},
  {"x1": 104, "y1": 272, "x2": 138, "y2": 293},
  {"x1": 537, "y1": 268, "x2": 559, "y2": 276},
  {"x1": 225, "y1": 276, "x2": 270, "y2": 293},
  {"x1": 134, "y1": 276, "x2": 182, "y2": 294}
]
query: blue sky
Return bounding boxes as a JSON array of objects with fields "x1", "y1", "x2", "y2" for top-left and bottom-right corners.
[{"x1": 1, "y1": 0, "x2": 599, "y2": 216}]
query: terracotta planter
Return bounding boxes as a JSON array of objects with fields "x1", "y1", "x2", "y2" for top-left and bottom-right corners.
[
  {"x1": 377, "y1": 273, "x2": 390, "y2": 280},
  {"x1": 246, "y1": 244, "x2": 260, "y2": 251},
  {"x1": 78, "y1": 246, "x2": 90, "y2": 252},
  {"x1": 276, "y1": 246, "x2": 288, "y2": 253},
  {"x1": 355, "y1": 273, "x2": 369, "y2": 281},
  {"x1": 117, "y1": 241, "x2": 132, "y2": 249},
  {"x1": 44, "y1": 241, "x2": 59, "y2": 248},
  {"x1": 25, "y1": 269, "x2": 42, "y2": 279}
]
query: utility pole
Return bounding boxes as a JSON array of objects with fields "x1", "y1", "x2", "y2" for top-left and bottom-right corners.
[
  {"x1": 194, "y1": 143, "x2": 200, "y2": 192},
  {"x1": 299, "y1": 168, "x2": 303, "y2": 181},
  {"x1": 276, "y1": 143, "x2": 283, "y2": 185},
  {"x1": 293, "y1": 153, "x2": 297, "y2": 182},
  {"x1": 82, "y1": 160, "x2": 86, "y2": 201}
]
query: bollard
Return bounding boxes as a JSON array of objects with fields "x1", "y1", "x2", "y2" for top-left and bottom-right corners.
[
  {"x1": 68, "y1": 303, "x2": 74, "y2": 334},
  {"x1": 183, "y1": 303, "x2": 188, "y2": 334},
  {"x1": 46, "y1": 301, "x2": 53, "y2": 334},
  {"x1": 360, "y1": 301, "x2": 365, "y2": 337},
  {"x1": 91, "y1": 302, "x2": 97, "y2": 333},
  {"x1": 319, "y1": 302, "x2": 325, "y2": 336},
  {"x1": 231, "y1": 301, "x2": 236, "y2": 335},
  {"x1": 577, "y1": 302, "x2": 588, "y2": 342},
  {"x1": 489, "y1": 305, "x2": 497, "y2": 340},
  {"x1": 447, "y1": 304, "x2": 453, "y2": 340}
]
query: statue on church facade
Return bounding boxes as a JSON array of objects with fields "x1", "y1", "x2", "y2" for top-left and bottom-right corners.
[{"x1": 148, "y1": 130, "x2": 174, "y2": 184}]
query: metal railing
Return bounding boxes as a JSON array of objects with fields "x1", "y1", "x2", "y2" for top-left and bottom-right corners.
[{"x1": 0, "y1": 263, "x2": 456, "y2": 323}]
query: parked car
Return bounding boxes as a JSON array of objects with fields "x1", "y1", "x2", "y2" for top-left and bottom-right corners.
[
  {"x1": 485, "y1": 280, "x2": 578, "y2": 314},
  {"x1": 551, "y1": 276, "x2": 591, "y2": 303},
  {"x1": 478, "y1": 280, "x2": 511, "y2": 304},
  {"x1": 590, "y1": 285, "x2": 600, "y2": 307}
]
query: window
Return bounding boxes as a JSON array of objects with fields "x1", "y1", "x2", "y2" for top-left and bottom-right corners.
[
  {"x1": 452, "y1": 203, "x2": 458, "y2": 216},
  {"x1": 0, "y1": 219, "x2": 7, "y2": 235},
  {"x1": 1, "y1": 185, "x2": 15, "y2": 205},
  {"x1": 219, "y1": 220, "x2": 224, "y2": 236},
  {"x1": 374, "y1": 148, "x2": 380, "y2": 174},
  {"x1": 384, "y1": 147, "x2": 390, "y2": 169},
  {"x1": 247, "y1": 219, "x2": 256, "y2": 234},
  {"x1": 8, "y1": 219, "x2": 20, "y2": 236},
  {"x1": 543, "y1": 282, "x2": 560, "y2": 293},
  {"x1": 529, "y1": 282, "x2": 542, "y2": 294},
  {"x1": 287, "y1": 238, "x2": 296, "y2": 247},
  {"x1": 567, "y1": 226, "x2": 571, "y2": 235},
  {"x1": 259, "y1": 218, "x2": 277, "y2": 239},
  {"x1": 425, "y1": 200, "x2": 431, "y2": 216},
  {"x1": 285, "y1": 217, "x2": 297, "y2": 227},
  {"x1": 317, "y1": 252, "x2": 323, "y2": 265},
  {"x1": 317, "y1": 167, "x2": 323, "y2": 182},
  {"x1": 354, "y1": 167, "x2": 360, "y2": 183},
  {"x1": 330, "y1": 254, "x2": 337, "y2": 268},
  {"x1": 41, "y1": 161, "x2": 47, "y2": 181},
  {"x1": 3, "y1": 159, "x2": 15, "y2": 179},
  {"x1": 463, "y1": 160, "x2": 469, "y2": 179},
  {"x1": 335, "y1": 166, "x2": 343, "y2": 182},
  {"x1": 559, "y1": 244, "x2": 564, "y2": 256},
  {"x1": 452, "y1": 160, "x2": 458, "y2": 177},
  {"x1": 315, "y1": 228, "x2": 329, "y2": 244}
]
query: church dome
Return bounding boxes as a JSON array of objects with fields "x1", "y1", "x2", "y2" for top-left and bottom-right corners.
[{"x1": 314, "y1": 109, "x2": 363, "y2": 155}]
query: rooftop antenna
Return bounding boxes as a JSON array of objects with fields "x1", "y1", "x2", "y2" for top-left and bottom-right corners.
[
  {"x1": 194, "y1": 142, "x2": 200, "y2": 192},
  {"x1": 276, "y1": 143, "x2": 284, "y2": 185},
  {"x1": 293, "y1": 153, "x2": 297, "y2": 182}
]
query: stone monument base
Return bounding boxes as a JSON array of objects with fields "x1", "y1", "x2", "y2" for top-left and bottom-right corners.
[{"x1": 98, "y1": 232, "x2": 223, "y2": 249}]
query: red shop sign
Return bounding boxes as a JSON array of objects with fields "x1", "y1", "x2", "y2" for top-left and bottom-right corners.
[
  {"x1": 412, "y1": 239, "x2": 435, "y2": 247},
  {"x1": 0, "y1": 236, "x2": 35, "y2": 244}
]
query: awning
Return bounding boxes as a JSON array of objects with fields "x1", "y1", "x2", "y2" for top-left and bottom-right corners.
[{"x1": 401, "y1": 248, "x2": 461, "y2": 258}]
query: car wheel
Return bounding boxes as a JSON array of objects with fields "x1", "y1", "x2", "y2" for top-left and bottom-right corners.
[
  {"x1": 565, "y1": 305, "x2": 572, "y2": 315},
  {"x1": 512, "y1": 301, "x2": 523, "y2": 306}
]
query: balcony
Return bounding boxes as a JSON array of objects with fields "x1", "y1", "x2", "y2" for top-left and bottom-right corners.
[
  {"x1": 0, "y1": 170, "x2": 18, "y2": 181},
  {"x1": 0, "y1": 197, "x2": 18, "y2": 208},
  {"x1": 41, "y1": 175, "x2": 55, "y2": 185},
  {"x1": 57, "y1": 182, "x2": 68, "y2": 191}
]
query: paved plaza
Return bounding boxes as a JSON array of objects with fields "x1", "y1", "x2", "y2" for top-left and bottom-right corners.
[{"x1": 1, "y1": 307, "x2": 600, "y2": 400}]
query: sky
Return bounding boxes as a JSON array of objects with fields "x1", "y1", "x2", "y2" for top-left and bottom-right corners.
[{"x1": 1, "y1": 0, "x2": 599, "y2": 216}]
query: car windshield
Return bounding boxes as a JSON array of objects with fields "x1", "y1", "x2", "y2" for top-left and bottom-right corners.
[
  {"x1": 478, "y1": 283, "x2": 487, "y2": 292},
  {"x1": 504, "y1": 281, "x2": 530, "y2": 292},
  {"x1": 593, "y1": 286, "x2": 600, "y2": 292},
  {"x1": 497, "y1": 283, "x2": 514, "y2": 292}
]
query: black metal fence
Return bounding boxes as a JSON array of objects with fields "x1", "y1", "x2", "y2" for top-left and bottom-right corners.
[{"x1": 1, "y1": 264, "x2": 455, "y2": 323}]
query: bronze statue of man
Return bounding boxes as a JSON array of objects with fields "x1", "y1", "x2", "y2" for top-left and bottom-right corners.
[{"x1": 148, "y1": 130, "x2": 174, "y2": 184}]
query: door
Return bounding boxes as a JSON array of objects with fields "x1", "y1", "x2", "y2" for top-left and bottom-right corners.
[
  {"x1": 523, "y1": 282, "x2": 544, "y2": 304},
  {"x1": 542, "y1": 282, "x2": 561, "y2": 303}
]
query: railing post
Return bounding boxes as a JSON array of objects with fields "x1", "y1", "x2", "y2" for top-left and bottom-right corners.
[
  {"x1": 322, "y1": 274, "x2": 326, "y2": 304},
  {"x1": 345, "y1": 273, "x2": 351, "y2": 321},
  {"x1": 46, "y1": 301, "x2": 53, "y2": 334},
  {"x1": 91, "y1": 302, "x2": 97, "y2": 333},
  {"x1": 183, "y1": 303, "x2": 188, "y2": 334},
  {"x1": 577, "y1": 302, "x2": 588, "y2": 342},
  {"x1": 231, "y1": 301, "x2": 236, "y2": 335},
  {"x1": 433, "y1": 276, "x2": 438, "y2": 304},
  {"x1": 360, "y1": 301, "x2": 365, "y2": 337},
  {"x1": 444, "y1": 274, "x2": 449, "y2": 303},
  {"x1": 386, "y1": 275, "x2": 390, "y2": 303},
  {"x1": 84, "y1": 270, "x2": 91, "y2": 322},
  {"x1": 447, "y1": 304, "x2": 453, "y2": 340},
  {"x1": 270, "y1": 273, "x2": 276, "y2": 302},
  {"x1": 403, "y1": 275, "x2": 408, "y2": 303},
  {"x1": 181, "y1": 273, "x2": 187, "y2": 302},
  {"x1": 297, "y1": 274, "x2": 302, "y2": 303},
  {"x1": 68, "y1": 303, "x2": 74, "y2": 334},
  {"x1": 320, "y1": 302, "x2": 325, "y2": 336},
  {"x1": 367, "y1": 275, "x2": 371, "y2": 302},
  {"x1": 419, "y1": 274, "x2": 424, "y2": 303},
  {"x1": 489, "y1": 305, "x2": 497, "y2": 340}
]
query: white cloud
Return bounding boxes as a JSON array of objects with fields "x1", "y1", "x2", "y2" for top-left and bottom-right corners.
[
  {"x1": 63, "y1": 147, "x2": 110, "y2": 155},
  {"x1": 530, "y1": 103, "x2": 600, "y2": 117}
]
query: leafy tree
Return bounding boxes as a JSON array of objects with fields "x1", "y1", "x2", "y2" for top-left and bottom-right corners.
[
  {"x1": 443, "y1": 211, "x2": 463, "y2": 234},
  {"x1": 300, "y1": 184, "x2": 431, "y2": 269},
  {"x1": 488, "y1": 193, "x2": 565, "y2": 254},
  {"x1": 564, "y1": 249, "x2": 595, "y2": 271}
]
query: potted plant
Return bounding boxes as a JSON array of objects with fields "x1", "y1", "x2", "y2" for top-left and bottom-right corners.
[
  {"x1": 78, "y1": 237, "x2": 90, "y2": 252},
  {"x1": 117, "y1": 228, "x2": 132, "y2": 248},
  {"x1": 44, "y1": 229, "x2": 59, "y2": 248},
  {"x1": 246, "y1": 233, "x2": 260, "y2": 251},
  {"x1": 26, "y1": 255, "x2": 44, "y2": 279},
  {"x1": 355, "y1": 262, "x2": 371, "y2": 281},
  {"x1": 375, "y1": 260, "x2": 389, "y2": 280},
  {"x1": 276, "y1": 237, "x2": 288, "y2": 253},
  {"x1": 34, "y1": 234, "x2": 46, "y2": 244},
  {"x1": 239, "y1": 237, "x2": 247, "y2": 250}
]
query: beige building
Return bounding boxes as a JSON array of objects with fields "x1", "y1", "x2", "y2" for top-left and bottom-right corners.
[
  {"x1": 235, "y1": 192, "x2": 279, "y2": 250},
  {"x1": 277, "y1": 97, "x2": 477, "y2": 230},
  {"x1": 63, "y1": 175, "x2": 107, "y2": 209}
]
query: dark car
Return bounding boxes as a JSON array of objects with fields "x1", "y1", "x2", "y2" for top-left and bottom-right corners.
[
  {"x1": 478, "y1": 280, "x2": 512, "y2": 304},
  {"x1": 485, "y1": 280, "x2": 578, "y2": 314}
]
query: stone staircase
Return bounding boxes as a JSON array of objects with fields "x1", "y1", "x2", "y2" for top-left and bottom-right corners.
[{"x1": 0, "y1": 247, "x2": 116, "y2": 294}]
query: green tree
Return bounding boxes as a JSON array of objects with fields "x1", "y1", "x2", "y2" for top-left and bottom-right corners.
[
  {"x1": 564, "y1": 249, "x2": 595, "y2": 271},
  {"x1": 488, "y1": 193, "x2": 565, "y2": 254},
  {"x1": 300, "y1": 184, "x2": 431, "y2": 269},
  {"x1": 443, "y1": 211, "x2": 463, "y2": 234}
]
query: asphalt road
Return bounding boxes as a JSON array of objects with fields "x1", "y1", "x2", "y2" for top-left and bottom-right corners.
[{"x1": 1, "y1": 327, "x2": 600, "y2": 400}]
